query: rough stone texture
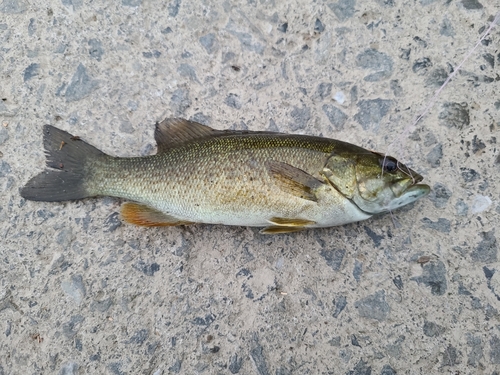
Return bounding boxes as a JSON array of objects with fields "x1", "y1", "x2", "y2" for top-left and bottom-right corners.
[{"x1": 2, "y1": 1, "x2": 499, "y2": 374}]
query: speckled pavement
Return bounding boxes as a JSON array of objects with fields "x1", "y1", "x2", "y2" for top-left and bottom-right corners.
[{"x1": 1, "y1": 0, "x2": 500, "y2": 374}]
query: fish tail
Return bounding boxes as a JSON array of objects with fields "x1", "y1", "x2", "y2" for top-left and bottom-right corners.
[{"x1": 20, "y1": 125, "x2": 105, "y2": 201}]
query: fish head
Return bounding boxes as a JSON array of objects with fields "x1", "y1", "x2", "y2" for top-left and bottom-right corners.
[{"x1": 323, "y1": 148, "x2": 430, "y2": 214}]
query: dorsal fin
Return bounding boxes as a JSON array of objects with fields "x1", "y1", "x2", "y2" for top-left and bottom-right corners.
[{"x1": 154, "y1": 118, "x2": 218, "y2": 153}]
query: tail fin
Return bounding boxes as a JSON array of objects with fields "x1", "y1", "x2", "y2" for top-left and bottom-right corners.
[{"x1": 21, "y1": 125, "x2": 105, "y2": 201}]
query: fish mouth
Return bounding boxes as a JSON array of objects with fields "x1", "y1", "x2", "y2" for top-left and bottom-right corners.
[
  {"x1": 387, "y1": 183, "x2": 430, "y2": 210},
  {"x1": 390, "y1": 167, "x2": 424, "y2": 198}
]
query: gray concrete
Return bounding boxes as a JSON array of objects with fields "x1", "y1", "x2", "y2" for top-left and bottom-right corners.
[{"x1": 1, "y1": 0, "x2": 499, "y2": 374}]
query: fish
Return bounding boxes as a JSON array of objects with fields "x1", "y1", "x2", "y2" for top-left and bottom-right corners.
[{"x1": 20, "y1": 118, "x2": 430, "y2": 234}]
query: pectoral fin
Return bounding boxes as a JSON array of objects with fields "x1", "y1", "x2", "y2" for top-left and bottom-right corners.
[
  {"x1": 260, "y1": 217, "x2": 316, "y2": 234},
  {"x1": 268, "y1": 217, "x2": 315, "y2": 227},
  {"x1": 121, "y1": 202, "x2": 194, "y2": 227},
  {"x1": 267, "y1": 161, "x2": 324, "y2": 202}
]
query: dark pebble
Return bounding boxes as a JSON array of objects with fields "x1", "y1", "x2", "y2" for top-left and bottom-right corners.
[
  {"x1": 466, "y1": 334, "x2": 483, "y2": 367},
  {"x1": 168, "y1": 359, "x2": 182, "y2": 374},
  {"x1": 412, "y1": 57, "x2": 432, "y2": 74},
  {"x1": 320, "y1": 248, "x2": 345, "y2": 271},
  {"x1": 0, "y1": 161, "x2": 12, "y2": 177},
  {"x1": 192, "y1": 313, "x2": 216, "y2": 327},
  {"x1": 354, "y1": 99, "x2": 392, "y2": 130},
  {"x1": 471, "y1": 231, "x2": 497, "y2": 263},
  {"x1": 250, "y1": 336, "x2": 270, "y2": 375},
  {"x1": 314, "y1": 18, "x2": 325, "y2": 33},
  {"x1": 351, "y1": 334, "x2": 361, "y2": 347},
  {"x1": 356, "y1": 49, "x2": 394, "y2": 81},
  {"x1": 425, "y1": 67, "x2": 449, "y2": 87},
  {"x1": 393, "y1": 275, "x2": 403, "y2": 290},
  {"x1": 88, "y1": 39, "x2": 104, "y2": 61},
  {"x1": 91, "y1": 297, "x2": 113, "y2": 313},
  {"x1": 322, "y1": 104, "x2": 348, "y2": 130},
  {"x1": 24, "y1": 63, "x2": 40, "y2": 82},
  {"x1": 224, "y1": 93, "x2": 242, "y2": 109},
  {"x1": 328, "y1": 0, "x2": 356, "y2": 22},
  {"x1": 128, "y1": 329, "x2": 149, "y2": 345},
  {"x1": 0, "y1": 127, "x2": 8, "y2": 145},
  {"x1": 317, "y1": 82, "x2": 332, "y2": 99},
  {"x1": 423, "y1": 320, "x2": 445, "y2": 337},
  {"x1": 442, "y1": 344, "x2": 461, "y2": 367},
  {"x1": 170, "y1": 88, "x2": 191, "y2": 115},
  {"x1": 177, "y1": 63, "x2": 199, "y2": 82},
  {"x1": 58, "y1": 362, "x2": 79, "y2": 375},
  {"x1": 461, "y1": 0, "x2": 483, "y2": 10},
  {"x1": 133, "y1": 261, "x2": 160, "y2": 276},
  {"x1": 65, "y1": 64, "x2": 99, "y2": 102},
  {"x1": 354, "y1": 290, "x2": 390, "y2": 321},
  {"x1": 490, "y1": 335, "x2": 500, "y2": 364},
  {"x1": 380, "y1": 364, "x2": 397, "y2": 375},
  {"x1": 289, "y1": 106, "x2": 311, "y2": 131},
  {"x1": 390, "y1": 79, "x2": 403, "y2": 96},
  {"x1": 348, "y1": 359, "x2": 371, "y2": 375},
  {"x1": 439, "y1": 102, "x2": 470, "y2": 129},
  {"x1": 412, "y1": 260, "x2": 447, "y2": 295},
  {"x1": 277, "y1": 23, "x2": 288, "y2": 33},
  {"x1": 122, "y1": 0, "x2": 142, "y2": 6},
  {"x1": 364, "y1": 226, "x2": 383, "y2": 247},
  {"x1": 332, "y1": 295, "x2": 347, "y2": 318},
  {"x1": 189, "y1": 112, "x2": 211, "y2": 125},
  {"x1": 229, "y1": 353, "x2": 243, "y2": 374},
  {"x1": 426, "y1": 144, "x2": 443, "y2": 167},
  {"x1": 104, "y1": 212, "x2": 122, "y2": 232},
  {"x1": 168, "y1": 0, "x2": 181, "y2": 17},
  {"x1": 440, "y1": 18, "x2": 454, "y2": 37},
  {"x1": 428, "y1": 183, "x2": 452, "y2": 208},
  {"x1": 353, "y1": 260, "x2": 362, "y2": 282},
  {"x1": 421, "y1": 217, "x2": 451, "y2": 233},
  {"x1": 199, "y1": 33, "x2": 217, "y2": 54},
  {"x1": 460, "y1": 167, "x2": 480, "y2": 182}
]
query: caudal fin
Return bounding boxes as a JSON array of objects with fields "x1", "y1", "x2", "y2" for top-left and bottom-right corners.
[{"x1": 21, "y1": 125, "x2": 104, "y2": 202}]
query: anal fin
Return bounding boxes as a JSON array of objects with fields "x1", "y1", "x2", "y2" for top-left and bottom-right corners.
[{"x1": 121, "y1": 202, "x2": 194, "y2": 227}]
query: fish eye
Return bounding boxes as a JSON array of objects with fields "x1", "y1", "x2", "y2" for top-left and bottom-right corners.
[{"x1": 380, "y1": 157, "x2": 398, "y2": 173}]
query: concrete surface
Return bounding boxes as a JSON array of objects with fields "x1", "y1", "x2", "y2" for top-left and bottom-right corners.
[{"x1": 1, "y1": 0, "x2": 500, "y2": 374}]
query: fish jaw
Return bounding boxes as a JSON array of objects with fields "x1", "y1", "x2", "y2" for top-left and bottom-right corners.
[{"x1": 384, "y1": 183, "x2": 430, "y2": 211}]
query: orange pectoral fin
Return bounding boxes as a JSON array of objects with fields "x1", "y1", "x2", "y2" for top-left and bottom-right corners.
[{"x1": 120, "y1": 202, "x2": 194, "y2": 227}]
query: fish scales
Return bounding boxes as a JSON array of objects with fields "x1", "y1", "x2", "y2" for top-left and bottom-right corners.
[{"x1": 88, "y1": 134, "x2": 339, "y2": 225}]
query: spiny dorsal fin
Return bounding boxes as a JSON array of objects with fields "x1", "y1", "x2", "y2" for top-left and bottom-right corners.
[
  {"x1": 154, "y1": 118, "x2": 218, "y2": 153},
  {"x1": 267, "y1": 161, "x2": 324, "y2": 202},
  {"x1": 121, "y1": 202, "x2": 194, "y2": 227}
]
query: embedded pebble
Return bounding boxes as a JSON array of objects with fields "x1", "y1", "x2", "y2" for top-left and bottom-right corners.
[
  {"x1": 354, "y1": 290, "x2": 390, "y2": 321},
  {"x1": 322, "y1": 104, "x2": 348, "y2": 129},
  {"x1": 412, "y1": 261, "x2": 447, "y2": 295},
  {"x1": 61, "y1": 275, "x2": 86, "y2": 305},
  {"x1": 354, "y1": 99, "x2": 392, "y2": 131},
  {"x1": 471, "y1": 195, "x2": 492, "y2": 214},
  {"x1": 64, "y1": 64, "x2": 99, "y2": 102}
]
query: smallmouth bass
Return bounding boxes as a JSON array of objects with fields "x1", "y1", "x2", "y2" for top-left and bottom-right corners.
[{"x1": 21, "y1": 118, "x2": 430, "y2": 233}]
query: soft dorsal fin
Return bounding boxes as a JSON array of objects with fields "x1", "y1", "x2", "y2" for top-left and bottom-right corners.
[{"x1": 154, "y1": 118, "x2": 218, "y2": 153}]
